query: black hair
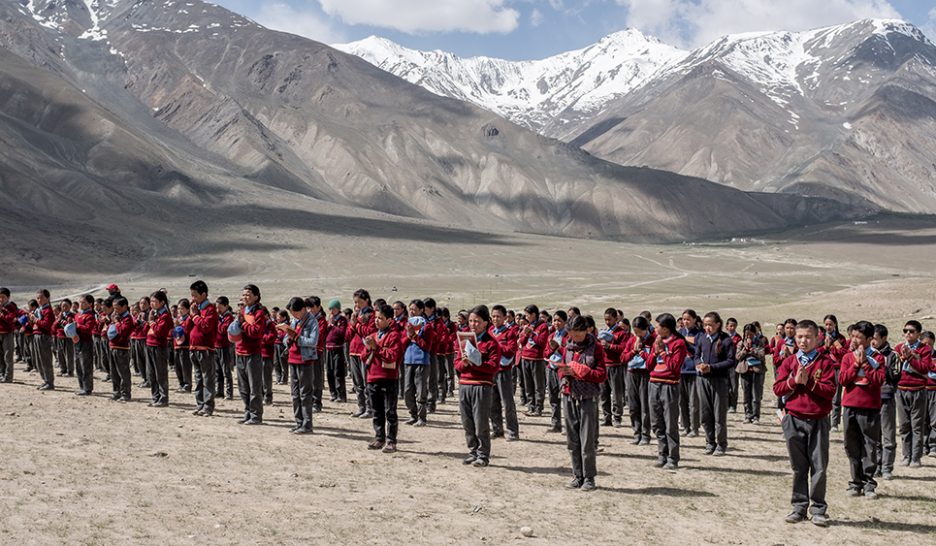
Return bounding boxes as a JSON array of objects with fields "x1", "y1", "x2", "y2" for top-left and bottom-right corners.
[
  {"x1": 354, "y1": 289, "x2": 371, "y2": 304},
  {"x1": 37, "y1": 289, "x2": 50, "y2": 298},
  {"x1": 423, "y1": 297, "x2": 437, "y2": 309},
  {"x1": 216, "y1": 296, "x2": 230, "y2": 307},
  {"x1": 305, "y1": 296, "x2": 321, "y2": 309},
  {"x1": 874, "y1": 324, "x2": 889, "y2": 339},
  {"x1": 469, "y1": 305, "x2": 491, "y2": 324},
  {"x1": 81, "y1": 294, "x2": 95, "y2": 305},
  {"x1": 243, "y1": 284, "x2": 261, "y2": 299},
  {"x1": 492, "y1": 304, "x2": 507, "y2": 315},
  {"x1": 177, "y1": 298, "x2": 190, "y2": 310},
  {"x1": 583, "y1": 315, "x2": 596, "y2": 330},
  {"x1": 409, "y1": 299, "x2": 426, "y2": 311},
  {"x1": 278, "y1": 310, "x2": 289, "y2": 319},
  {"x1": 655, "y1": 313, "x2": 680, "y2": 337},
  {"x1": 524, "y1": 304, "x2": 539, "y2": 316},
  {"x1": 853, "y1": 321, "x2": 874, "y2": 339},
  {"x1": 905, "y1": 320, "x2": 923, "y2": 333},
  {"x1": 554, "y1": 310, "x2": 568, "y2": 322},
  {"x1": 823, "y1": 314, "x2": 839, "y2": 330},
  {"x1": 703, "y1": 311, "x2": 723, "y2": 328},
  {"x1": 0, "y1": 287, "x2": 9, "y2": 297},
  {"x1": 286, "y1": 297, "x2": 305, "y2": 312},
  {"x1": 795, "y1": 319, "x2": 819, "y2": 334},
  {"x1": 190, "y1": 280, "x2": 208, "y2": 295},
  {"x1": 114, "y1": 297, "x2": 129, "y2": 308},
  {"x1": 682, "y1": 309, "x2": 698, "y2": 320},
  {"x1": 151, "y1": 291, "x2": 168, "y2": 305},
  {"x1": 604, "y1": 308, "x2": 618, "y2": 319},
  {"x1": 726, "y1": 317, "x2": 738, "y2": 326},
  {"x1": 567, "y1": 306, "x2": 581, "y2": 316},
  {"x1": 632, "y1": 316, "x2": 650, "y2": 331},
  {"x1": 568, "y1": 315, "x2": 589, "y2": 332},
  {"x1": 376, "y1": 303, "x2": 394, "y2": 319},
  {"x1": 783, "y1": 318, "x2": 798, "y2": 328}
]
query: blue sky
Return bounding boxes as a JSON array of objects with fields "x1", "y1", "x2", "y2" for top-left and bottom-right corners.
[{"x1": 214, "y1": 0, "x2": 936, "y2": 60}]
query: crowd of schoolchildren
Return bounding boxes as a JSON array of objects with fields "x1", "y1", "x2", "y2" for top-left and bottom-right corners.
[{"x1": 1, "y1": 282, "x2": 934, "y2": 527}]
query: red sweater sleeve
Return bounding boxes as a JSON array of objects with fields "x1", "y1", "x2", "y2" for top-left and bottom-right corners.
[
  {"x1": 241, "y1": 309, "x2": 267, "y2": 340},
  {"x1": 570, "y1": 343, "x2": 608, "y2": 383}
]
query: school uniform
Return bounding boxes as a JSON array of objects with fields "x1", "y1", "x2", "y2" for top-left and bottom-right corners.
[
  {"x1": 894, "y1": 340, "x2": 934, "y2": 464},
  {"x1": 73, "y1": 309, "x2": 98, "y2": 394},
  {"x1": 189, "y1": 301, "x2": 219, "y2": 415},
  {"x1": 215, "y1": 311, "x2": 235, "y2": 400},
  {"x1": 109, "y1": 311, "x2": 135, "y2": 400},
  {"x1": 727, "y1": 331, "x2": 742, "y2": 411},
  {"x1": 773, "y1": 337, "x2": 797, "y2": 410},
  {"x1": 773, "y1": 349, "x2": 837, "y2": 519},
  {"x1": 145, "y1": 308, "x2": 173, "y2": 405},
  {"x1": 274, "y1": 327, "x2": 288, "y2": 385},
  {"x1": 820, "y1": 332, "x2": 849, "y2": 429},
  {"x1": 695, "y1": 331, "x2": 737, "y2": 453},
  {"x1": 440, "y1": 320, "x2": 458, "y2": 401},
  {"x1": 519, "y1": 320, "x2": 550, "y2": 415},
  {"x1": 925, "y1": 354, "x2": 936, "y2": 456},
  {"x1": 325, "y1": 313, "x2": 348, "y2": 401},
  {"x1": 490, "y1": 324, "x2": 520, "y2": 439},
  {"x1": 55, "y1": 311, "x2": 75, "y2": 376},
  {"x1": 737, "y1": 335, "x2": 768, "y2": 422},
  {"x1": 840, "y1": 348, "x2": 886, "y2": 494},
  {"x1": 649, "y1": 336, "x2": 687, "y2": 467},
  {"x1": 365, "y1": 326, "x2": 403, "y2": 444},
  {"x1": 600, "y1": 326, "x2": 630, "y2": 427},
  {"x1": 0, "y1": 301, "x2": 18, "y2": 383},
  {"x1": 235, "y1": 305, "x2": 268, "y2": 424},
  {"x1": 876, "y1": 344, "x2": 900, "y2": 476},
  {"x1": 312, "y1": 312, "x2": 328, "y2": 411},
  {"x1": 349, "y1": 312, "x2": 377, "y2": 417},
  {"x1": 624, "y1": 332, "x2": 656, "y2": 444},
  {"x1": 261, "y1": 319, "x2": 276, "y2": 405},
  {"x1": 33, "y1": 304, "x2": 56, "y2": 388},
  {"x1": 173, "y1": 314, "x2": 194, "y2": 392},
  {"x1": 546, "y1": 328, "x2": 569, "y2": 431},
  {"x1": 456, "y1": 329, "x2": 501, "y2": 464},
  {"x1": 560, "y1": 335, "x2": 608, "y2": 482},
  {"x1": 678, "y1": 327, "x2": 701, "y2": 435},
  {"x1": 130, "y1": 309, "x2": 149, "y2": 380},
  {"x1": 424, "y1": 314, "x2": 442, "y2": 412},
  {"x1": 97, "y1": 314, "x2": 111, "y2": 380},
  {"x1": 403, "y1": 320, "x2": 432, "y2": 422},
  {"x1": 285, "y1": 312, "x2": 320, "y2": 432}
]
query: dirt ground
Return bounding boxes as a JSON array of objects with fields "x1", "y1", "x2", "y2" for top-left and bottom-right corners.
[{"x1": 2, "y1": 215, "x2": 936, "y2": 544}]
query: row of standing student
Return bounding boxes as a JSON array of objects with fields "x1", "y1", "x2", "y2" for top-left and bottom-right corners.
[{"x1": 2, "y1": 285, "x2": 935, "y2": 522}]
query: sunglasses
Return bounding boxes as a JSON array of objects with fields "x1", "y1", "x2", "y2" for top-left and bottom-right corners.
[{"x1": 903, "y1": 329, "x2": 918, "y2": 334}]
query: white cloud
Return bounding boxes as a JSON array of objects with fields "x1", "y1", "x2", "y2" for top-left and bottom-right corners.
[
  {"x1": 616, "y1": 0, "x2": 903, "y2": 47},
  {"x1": 317, "y1": 0, "x2": 520, "y2": 34},
  {"x1": 251, "y1": 2, "x2": 347, "y2": 43},
  {"x1": 923, "y1": 7, "x2": 936, "y2": 44},
  {"x1": 530, "y1": 8, "x2": 544, "y2": 27}
]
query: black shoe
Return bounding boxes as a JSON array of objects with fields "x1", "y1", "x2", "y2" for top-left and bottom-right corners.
[
  {"x1": 547, "y1": 425, "x2": 562, "y2": 433},
  {"x1": 491, "y1": 430, "x2": 504, "y2": 438},
  {"x1": 506, "y1": 434, "x2": 520, "y2": 442},
  {"x1": 811, "y1": 513, "x2": 830, "y2": 527},
  {"x1": 631, "y1": 437, "x2": 642, "y2": 445},
  {"x1": 225, "y1": 395, "x2": 234, "y2": 400},
  {"x1": 472, "y1": 458, "x2": 489, "y2": 468},
  {"x1": 244, "y1": 419, "x2": 262, "y2": 425},
  {"x1": 405, "y1": 418, "x2": 418, "y2": 426},
  {"x1": 201, "y1": 410, "x2": 213, "y2": 417},
  {"x1": 580, "y1": 478, "x2": 596, "y2": 492},
  {"x1": 75, "y1": 390, "x2": 89, "y2": 396},
  {"x1": 368, "y1": 440, "x2": 385, "y2": 450},
  {"x1": 293, "y1": 428, "x2": 313, "y2": 435},
  {"x1": 568, "y1": 477, "x2": 584, "y2": 489},
  {"x1": 612, "y1": 421, "x2": 622, "y2": 428},
  {"x1": 39, "y1": 384, "x2": 54, "y2": 391},
  {"x1": 119, "y1": 396, "x2": 130, "y2": 402},
  {"x1": 463, "y1": 455, "x2": 477, "y2": 465},
  {"x1": 785, "y1": 512, "x2": 805, "y2": 524},
  {"x1": 312, "y1": 406, "x2": 322, "y2": 413},
  {"x1": 663, "y1": 462, "x2": 678, "y2": 472},
  {"x1": 111, "y1": 393, "x2": 121, "y2": 401},
  {"x1": 383, "y1": 442, "x2": 397, "y2": 453},
  {"x1": 638, "y1": 439, "x2": 650, "y2": 446}
]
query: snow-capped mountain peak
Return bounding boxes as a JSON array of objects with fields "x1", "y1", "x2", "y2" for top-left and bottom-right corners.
[{"x1": 335, "y1": 29, "x2": 687, "y2": 134}]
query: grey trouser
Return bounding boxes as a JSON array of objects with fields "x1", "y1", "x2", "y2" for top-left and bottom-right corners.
[
  {"x1": 110, "y1": 348, "x2": 131, "y2": 398},
  {"x1": 460, "y1": 384, "x2": 493, "y2": 461},
  {"x1": 649, "y1": 381, "x2": 680, "y2": 464},
  {"x1": 349, "y1": 355, "x2": 371, "y2": 413},
  {"x1": 781, "y1": 414, "x2": 829, "y2": 516},
  {"x1": 680, "y1": 374, "x2": 699, "y2": 433},
  {"x1": 75, "y1": 339, "x2": 94, "y2": 393},
  {"x1": 147, "y1": 345, "x2": 170, "y2": 404},
  {"x1": 326, "y1": 348, "x2": 347, "y2": 400},
  {"x1": 36, "y1": 334, "x2": 54, "y2": 386},
  {"x1": 236, "y1": 354, "x2": 264, "y2": 421},
  {"x1": 491, "y1": 369, "x2": 519, "y2": 437},
  {"x1": 698, "y1": 375, "x2": 730, "y2": 450},
  {"x1": 547, "y1": 366, "x2": 562, "y2": 428},
  {"x1": 877, "y1": 397, "x2": 897, "y2": 473},
  {"x1": 521, "y1": 359, "x2": 546, "y2": 413},
  {"x1": 897, "y1": 389, "x2": 927, "y2": 462},
  {"x1": 601, "y1": 366, "x2": 626, "y2": 423},
  {"x1": 843, "y1": 407, "x2": 880, "y2": 492},
  {"x1": 192, "y1": 349, "x2": 216, "y2": 412},
  {"x1": 565, "y1": 395, "x2": 599, "y2": 479},
  {"x1": 404, "y1": 364, "x2": 429, "y2": 420},
  {"x1": 742, "y1": 370, "x2": 765, "y2": 421},
  {"x1": 0, "y1": 332, "x2": 14, "y2": 382},
  {"x1": 216, "y1": 346, "x2": 234, "y2": 398},
  {"x1": 291, "y1": 363, "x2": 315, "y2": 431},
  {"x1": 626, "y1": 370, "x2": 651, "y2": 441}
]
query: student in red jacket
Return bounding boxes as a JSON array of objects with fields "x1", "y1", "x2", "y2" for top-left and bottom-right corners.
[
  {"x1": 546, "y1": 311, "x2": 569, "y2": 433},
  {"x1": 306, "y1": 297, "x2": 329, "y2": 412},
  {"x1": 280, "y1": 297, "x2": 321, "y2": 434},
  {"x1": 189, "y1": 281, "x2": 219, "y2": 416},
  {"x1": 364, "y1": 304, "x2": 403, "y2": 453},
  {"x1": 519, "y1": 304, "x2": 549, "y2": 416},
  {"x1": 73, "y1": 295, "x2": 98, "y2": 396},
  {"x1": 455, "y1": 305, "x2": 501, "y2": 468},
  {"x1": 145, "y1": 291, "x2": 173, "y2": 407},
  {"x1": 423, "y1": 298, "x2": 443, "y2": 413},
  {"x1": 55, "y1": 299, "x2": 76, "y2": 377},
  {"x1": 31, "y1": 289, "x2": 56, "y2": 390},
  {"x1": 324, "y1": 300, "x2": 348, "y2": 402},
  {"x1": 108, "y1": 297, "x2": 135, "y2": 401},
  {"x1": 558, "y1": 315, "x2": 608, "y2": 491},
  {"x1": 273, "y1": 309, "x2": 288, "y2": 385},
  {"x1": 695, "y1": 311, "x2": 737, "y2": 456},
  {"x1": 215, "y1": 296, "x2": 235, "y2": 400},
  {"x1": 923, "y1": 331, "x2": 936, "y2": 459},
  {"x1": 490, "y1": 305, "x2": 520, "y2": 441},
  {"x1": 773, "y1": 318, "x2": 798, "y2": 415},
  {"x1": 349, "y1": 289, "x2": 376, "y2": 419},
  {"x1": 773, "y1": 320, "x2": 837, "y2": 527},
  {"x1": 624, "y1": 316, "x2": 655, "y2": 445},
  {"x1": 235, "y1": 284, "x2": 267, "y2": 425},
  {"x1": 130, "y1": 297, "x2": 151, "y2": 383},
  {"x1": 840, "y1": 321, "x2": 886, "y2": 498},
  {"x1": 599, "y1": 308, "x2": 629, "y2": 428},
  {"x1": 820, "y1": 315, "x2": 849, "y2": 431},
  {"x1": 439, "y1": 307, "x2": 458, "y2": 403},
  {"x1": 172, "y1": 299, "x2": 194, "y2": 394},
  {"x1": 895, "y1": 320, "x2": 933, "y2": 467},
  {"x1": 0, "y1": 287, "x2": 18, "y2": 384},
  {"x1": 260, "y1": 308, "x2": 277, "y2": 406},
  {"x1": 648, "y1": 314, "x2": 687, "y2": 471},
  {"x1": 726, "y1": 317, "x2": 742, "y2": 413}
]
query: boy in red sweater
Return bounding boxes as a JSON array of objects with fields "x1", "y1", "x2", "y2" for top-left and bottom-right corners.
[
  {"x1": 235, "y1": 284, "x2": 267, "y2": 425},
  {"x1": 648, "y1": 314, "x2": 687, "y2": 471},
  {"x1": 31, "y1": 289, "x2": 56, "y2": 390},
  {"x1": 895, "y1": 320, "x2": 933, "y2": 467},
  {"x1": 840, "y1": 321, "x2": 886, "y2": 498},
  {"x1": 490, "y1": 305, "x2": 520, "y2": 441},
  {"x1": 599, "y1": 308, "x2": 629, "y2": 428},
  {"x1": 0, "y1": 287, "x2": 18, "y2": 383},
  {"x1": 773, "y1": 320, "x2": 836, "y2": 527},
  {"x1": 364, "y1": 304, "x2": 403, "y2": 453},
  {"x1": 519, "y1": 304, "x2": 549, "y2": 416},
  {"x1": 73, "y1": 295, "x2": 98, "y2": 395},
  {"x1": 146, "y1": 291, "x2": 174, "y2": 407},
  {"x1": 109, "y1": 297, "x2": 135, "y2": 401},
  {"x1": 189, "y1": 281, "x2": 219, "y2": 416}
]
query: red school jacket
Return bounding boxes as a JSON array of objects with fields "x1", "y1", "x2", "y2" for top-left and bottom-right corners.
[
  {"x1": 518, "y1": 320, "x2": 550, "y2": 361},
  {"x1": 455, "y1": 329, "x2": 501, "y2": 386},
  {"x1": 189, "y1": 302, "x2": 219, "y2": 351},
  {"x1": 649, "y1": 336, "x2": 687, "y2": 384},
  {"x1": 365, "y1": 326, "x2": 404, "y2": 382},
  {"x1": 146, "y1": 308, "x2": 173, "y2": 347},
  {"x1": 773, "y1": 351, "x2": 837, "y2": 420},
  {"x1": 840, "y1": 349, "x2": 886, "y2": 410}
]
